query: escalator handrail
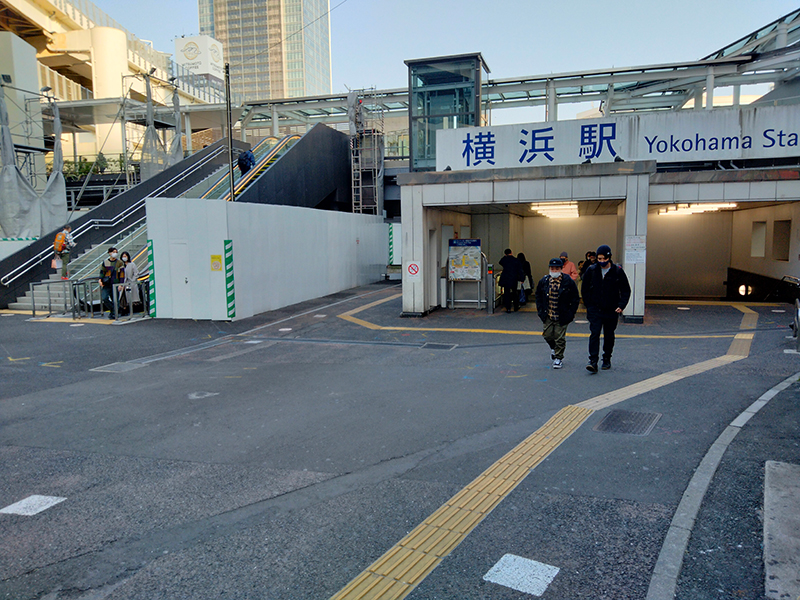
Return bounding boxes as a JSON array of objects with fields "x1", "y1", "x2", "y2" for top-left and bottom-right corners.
[
  {"x1": 222, "y1": 134, "x2": 301, "y2": 201},
  {"x1": 200, "y1": 136, "x2": 280, "y2": 199}
]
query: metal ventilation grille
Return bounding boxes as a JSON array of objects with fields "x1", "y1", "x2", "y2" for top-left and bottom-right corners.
[{"x1": 593, "y1": 409, "x2": 662, "y2": 436}]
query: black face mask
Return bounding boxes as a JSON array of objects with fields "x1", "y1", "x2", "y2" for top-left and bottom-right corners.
[{"x1": 597, "y1": 259, "x2": 609, "y2": 267}]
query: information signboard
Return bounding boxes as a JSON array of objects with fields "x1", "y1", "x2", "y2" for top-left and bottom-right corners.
[{"x1": 448, "y1": 239, "x2": 481, "y2": 281}]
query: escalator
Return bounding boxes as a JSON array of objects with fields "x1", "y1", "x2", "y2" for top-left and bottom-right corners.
[
  {"x1": 202, "y1": 134, "x2": 301, "y2": 201},
  {"x1": 193, "y1": 135, "x2": 279, "y2": 200}
]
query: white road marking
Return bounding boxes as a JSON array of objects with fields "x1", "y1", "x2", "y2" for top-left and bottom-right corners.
[
  {"x1": 314, "y1": 314, "x2": 327, "y2": 318},
  {"x1": 1, "y1": 495, "x2": 66, "y2": 516},
  {"x1": 278, "y1": 328, "x2": 292, "y2": 332},
  {"x1": 483, "y1": 554, "x2": 560, "y2": 596},
  {"x1": 677, "y1": 307, "x2": 691, "y2": 311},
  {"x1": 187, "y1": 391, "x2": 220, "y2": 399}
]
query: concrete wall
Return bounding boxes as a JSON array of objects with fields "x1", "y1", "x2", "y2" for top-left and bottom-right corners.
[
  {"x1": 731, "y1": 203, "x2": 800, "y2": 280},
  {"x1": 147, "y1": 197, "x2": 387, "y2": 320},
  {"x1": 522, "y1": 215, "x2": 617, "y2": 276},
  {"x1": 646, "y1": 211, "x2": 733, "y2": 297}
]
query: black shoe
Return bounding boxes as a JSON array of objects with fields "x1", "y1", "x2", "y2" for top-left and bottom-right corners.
[
  {"x1": 586, "y1": 361, "x2": 598, "y2": 374},
  {"x1": 601, "y1": 359, "x2": 611, "y2": 370},
  {"x1": 551, "y1": 351, "x2": 555, "y2": 360}
]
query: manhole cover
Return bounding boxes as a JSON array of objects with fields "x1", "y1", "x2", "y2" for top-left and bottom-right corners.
[
  {"x1": 593, "y1": 409, "x2": 662, "y2": 436},
  {"x1": 420, "y1": 342, "x2": 457, "y2": 351}
]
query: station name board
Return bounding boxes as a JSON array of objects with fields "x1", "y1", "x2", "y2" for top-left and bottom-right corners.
[{"x1": 436, "y1": 105, "x2": 800, "y2": 171}]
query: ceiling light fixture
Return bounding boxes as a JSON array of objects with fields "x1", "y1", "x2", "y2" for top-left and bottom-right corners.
[
  {"x1": 529, "y1": 202, "x2": 579, "y2": 219},
  {"x1": 658, "y1": 203, "x2": 737, "y2": 216}
]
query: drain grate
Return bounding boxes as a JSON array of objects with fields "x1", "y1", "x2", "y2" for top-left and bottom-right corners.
[
  {"x1": 420, "y1": 342, "x2": 458, "y2": 351},
  {"x1": 593, "y1": 409, "x2": 662, "y2": 436}
]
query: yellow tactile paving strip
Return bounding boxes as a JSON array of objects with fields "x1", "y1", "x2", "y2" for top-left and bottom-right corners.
[
  {"x1": 338, "y1": 295, "x2": 750, "y2": 340},
  {"x1": 330, "y1": 406, "x2": 593, "y2": 600},
  {"x1": 331, "y1": 301, "x2": 760, "y2": 599}
]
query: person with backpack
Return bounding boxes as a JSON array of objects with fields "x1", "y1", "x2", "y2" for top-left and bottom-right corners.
[
  {"x1": 237, "y1": 149, "x2": 256, "y2": 176},
  {"x1": 98, "y1": 247, "x2": 125, "y2": 318},
  {"x1": 581, "y1": 244, "x2": 631, "y2": 373},
  {"x1": 53, "y1": 224, "x2": 76, "y2": 280}
]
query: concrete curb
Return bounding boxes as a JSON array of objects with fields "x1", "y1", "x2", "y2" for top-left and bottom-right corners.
[{"x1": 646, "y1": 372, "x2": 800, "y2": 600}]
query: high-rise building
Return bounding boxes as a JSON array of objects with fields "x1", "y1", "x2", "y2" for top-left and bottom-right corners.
[{"x1": 199, "y1": 0, "x2": 332, "y2": 101}]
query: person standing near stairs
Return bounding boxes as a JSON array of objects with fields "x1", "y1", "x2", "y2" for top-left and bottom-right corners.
[
  {"x1": 98, "y1": 247, "x2": 125, "y2": 318},
  {"x1": 53, "y1": 224, "x2": 76, "y2": 280}
]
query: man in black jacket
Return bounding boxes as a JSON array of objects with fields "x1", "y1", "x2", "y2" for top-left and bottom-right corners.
[
  {"x1": 498, "y1": 249, "x2": 524, "y2": 313},
  {"x1": 535, "y1": 258, "x2": 580, "y2": 369},
  {"x1": 581, "y1": 244, "x2": 631, "y2": 373}
]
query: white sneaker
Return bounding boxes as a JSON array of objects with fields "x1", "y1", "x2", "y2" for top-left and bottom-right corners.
[{"x1": 553, "y1": 358, "x2": 563, "y2": 369}]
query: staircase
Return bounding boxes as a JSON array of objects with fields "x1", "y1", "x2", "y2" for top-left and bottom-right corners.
[{"x1": 8, "y1": 225, "x2": 148, "y2": 314}]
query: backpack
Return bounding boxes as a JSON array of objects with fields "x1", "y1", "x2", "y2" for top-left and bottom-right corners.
[
  {"x1": 54, "y1": 231, "x2": 67, "y2": 253},
  {"x1": 237, "y1": 152, "x2": 248, "y2": 169}
]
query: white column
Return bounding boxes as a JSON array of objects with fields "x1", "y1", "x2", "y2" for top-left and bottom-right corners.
[
  {"x1": 271, "y1": 105, "x2": 279, "y2": 137},
  {"x1": 546, "y1": 80, "x2": 557, "y2": 122},
  {"x1": 401, "y1": 185, "x2": 427, "y2": 315},
  {"x1": 184, "y1": 112, "x2": 193, "y2": 153},
  {"x1": 619, "y1": 174, "x2": 649, "y2": 322},
  {"x1": 733, "y1": 85, "x2": 741, "y2": 107},
  {"x1": 705, "y1": 68, "x2": 715, "y2": 110}
]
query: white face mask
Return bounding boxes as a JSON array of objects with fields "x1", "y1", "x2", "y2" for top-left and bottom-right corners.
[
  {"x1": 549, "y1": 270, "x2": 562, "y2": 277},
  {"x1": 122, "y1": 256, "x2": 129, "y2": 262},
  {"x1": 110, "y1": 252, "x2": 118, "y2": 259}
]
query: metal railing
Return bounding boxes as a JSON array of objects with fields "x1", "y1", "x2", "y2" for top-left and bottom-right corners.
[
  {"x1": 29, "y1": 277, "x2": 149, "y2": 321},
  {"x1": 1, "y1": 145, "x2": 226, "y2": 288}
]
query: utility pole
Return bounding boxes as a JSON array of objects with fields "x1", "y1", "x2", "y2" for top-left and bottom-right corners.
[{"x1": 225, "y1": 63, "x2": 235, "y2": 200}]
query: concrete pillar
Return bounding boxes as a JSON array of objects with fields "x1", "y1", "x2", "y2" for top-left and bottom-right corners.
[
  {"x1": 400, "y1": 185, "x2": 427, "y2": 315},
  {"x1": 546, "y1": 80, "x2": 557, "y2": 122},
  {"x1": 777, "y1": 22, "x2": 789, "y2": 48},
  {"x1": 705, "y1": 68, "x2": 715, "y2": 109},
  {"x1": 184, "y1": 112, "x2": 193, "y2": 153},
  {"x1": 733, "y1": 85, "x2": 741, "y2": 107},
  {"x1": 271, "y1": 105, "x2": 279, "y2": 137},
  {"x1": 617, "y1": 174, "x2": 649, "y2": 322},
  {"x1": 89, "y1": 27, "x2": 128, "y2": 157}
]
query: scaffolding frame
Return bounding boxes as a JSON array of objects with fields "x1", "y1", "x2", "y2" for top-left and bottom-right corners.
[{"x1": 349, "y1": 89, "x2": 384, "y2": 215}]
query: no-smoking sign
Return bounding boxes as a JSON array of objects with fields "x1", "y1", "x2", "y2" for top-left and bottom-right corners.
[{"x1": 406, "y1": 262, "x2": 421, "y2": 281}]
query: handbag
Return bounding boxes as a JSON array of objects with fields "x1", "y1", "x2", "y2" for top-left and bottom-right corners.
[{"x1": 519, "y1": 287, "x2": 527, "y2": 304}]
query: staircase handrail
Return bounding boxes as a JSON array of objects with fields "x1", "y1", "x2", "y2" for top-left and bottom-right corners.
[
  {"x1": 1, "y1": 146, "x2": 226, "y2": 287},
  {"x1": 67, "y1": 219, "x2": 149, "y2": 282}
]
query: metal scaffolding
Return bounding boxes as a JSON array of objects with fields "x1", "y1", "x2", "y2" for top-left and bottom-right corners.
[{"x1": 347, "y1": 89, "x2": 384, "y2": 215}]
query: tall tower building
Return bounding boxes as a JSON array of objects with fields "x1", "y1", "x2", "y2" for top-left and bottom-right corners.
[{"x1": 199, "y1": 0, "x2": 332, "y2": 101}]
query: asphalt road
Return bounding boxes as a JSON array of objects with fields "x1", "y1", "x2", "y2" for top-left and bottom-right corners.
[{"x1": 1, "y1": 284, "x2": 798, "y2": 599}]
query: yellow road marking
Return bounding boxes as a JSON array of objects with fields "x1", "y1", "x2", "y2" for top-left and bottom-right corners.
[
  {"x1": 330, "y1": 406, "x2": 593, "y2": 600},
  {"x1": 40, "y1": 361, "x2": 63, "y2": 368},
  {"x1": 332, "y1": 299, "x2": 760, "y2": 599},
  {"x1": 7, "y1": 356, "x2": 30, "y2": 362},
  {"x1": 338, "y1": 296, "x2": 740, "y2": 339}
]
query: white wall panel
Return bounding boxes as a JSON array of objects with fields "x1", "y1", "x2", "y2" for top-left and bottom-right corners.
[{"x1": 147, "y1": 199, "x2": 386, "y2": 320}]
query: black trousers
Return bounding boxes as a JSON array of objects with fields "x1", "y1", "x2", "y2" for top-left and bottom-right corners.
[
  {"x1": 502, "y1": 285, "x2": 519, "y2": 311},
  {"x1": 587, "y1": 308, "x2": 619, "y2": 362}
]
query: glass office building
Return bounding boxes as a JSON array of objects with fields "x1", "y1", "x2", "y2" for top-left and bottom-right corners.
[{"x1": 199, "y1": 0, "x2": 332, "y2": 101}]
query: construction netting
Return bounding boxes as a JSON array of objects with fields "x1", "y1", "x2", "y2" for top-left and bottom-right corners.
[
  {"x1": 0, "y1": 85, "x2": 41, "y2": 238},
  {"x1": 139, "y1": 75, "x2": 167, "y2": 182},
  {"x1": 39, "y1": 102, "x2": 68, "y2": 234}
]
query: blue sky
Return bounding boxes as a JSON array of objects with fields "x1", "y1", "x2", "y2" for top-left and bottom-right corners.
[{"x1": 93, "y1": 0, "x2": 797, "y2": 96}]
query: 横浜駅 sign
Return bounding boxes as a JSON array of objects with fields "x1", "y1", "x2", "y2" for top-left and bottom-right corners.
[{"x1": 436, "y1": 105, "x2": 800, "y2": 171}]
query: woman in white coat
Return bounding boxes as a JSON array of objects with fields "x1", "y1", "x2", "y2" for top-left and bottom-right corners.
[{"x1": 118, "y1": 251, "x2": 140, "y2": 313}]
